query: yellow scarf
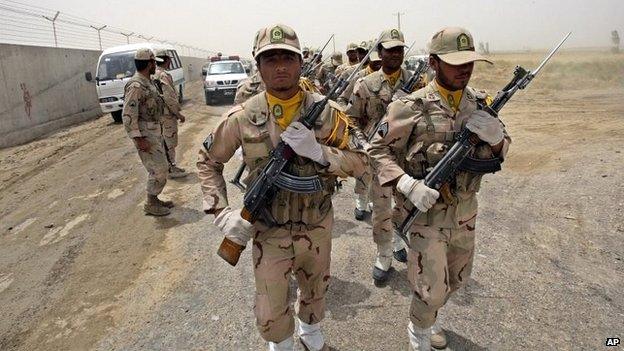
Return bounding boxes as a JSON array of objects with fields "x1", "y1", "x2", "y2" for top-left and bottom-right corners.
[
  {"x1": 435, "y1": 80, "x2": 463, "y2": 113},
  {"x1": 384, "y1": 69, "x2": 401, "y2": 87},
  {"x1": 266, "y1": 90, "x2": 304, "y2": 130},
  {"x1": 365, "y1": 65, "x2": 376, "y2": 76}
]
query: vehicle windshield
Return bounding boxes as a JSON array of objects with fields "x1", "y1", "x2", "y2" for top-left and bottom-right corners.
[
  {"x1": 208, "y1": 62, "x2": 244, "y2": 75},
  {"x1": 96, "y1": 51, "x2": 136, "y2": 81}
]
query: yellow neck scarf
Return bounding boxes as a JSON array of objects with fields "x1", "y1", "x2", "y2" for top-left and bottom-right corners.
[
  {"x1": 384, "y1": 69, "x2": 401, "y2": 87},
  {"x1": 266, "y1": 90, "x2": 304, "y2": 130},
  {"x1": 435, "y1": 79, "x2": 464, "y2": 113},
  {"x1": 365, "y1": 65, "x2": 376, "y2": 76}
]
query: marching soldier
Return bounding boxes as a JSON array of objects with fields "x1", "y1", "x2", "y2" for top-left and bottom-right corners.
[
  {"x1": 334, "y1": 42, "x2": 359, "y2": 77},
  {"x1": 336, "y1": 50, "x2": 382, "y2": 107},
  {"x1": 316, "y1": 51, "x2": 342, "y2": 90},
  {"x1": 122, "y1": 48, "x2": 172, "y2": 216},
  {"x1": 154, "y1": 49, "x2": 188, "y2": 178},
  {"x1": 198, "y1": 24, "x2": 367, "y2": 351},
  {"x1": 368, "y1": 27, "x2": 511, "y2": 350},
  {"x1": 346, "y1": 28, "x2": 413, "y2": 285}
]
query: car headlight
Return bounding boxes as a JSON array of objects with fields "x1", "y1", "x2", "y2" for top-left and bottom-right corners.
[{"x1": 205, "y1": 80, "x2": 217, "y2": 87}]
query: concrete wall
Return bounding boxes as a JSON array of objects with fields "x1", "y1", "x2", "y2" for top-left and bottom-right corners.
[
  {"x1": 0, "y1": 44, "x2": 207, "y2": 148},
  {"x1": 0, "y1": 44, "x2": 103, "y2": 148}
]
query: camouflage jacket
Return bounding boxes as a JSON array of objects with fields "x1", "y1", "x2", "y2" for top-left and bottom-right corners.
[
  {"x1": 122, "y1": 73, "x2": 164, "y2": 138},
  {"x1": 154, "y1": 67, "x2": 181, "y2": 117},
  {"x1": 234, "y1": 71, "x2": 265, "y2": 104},
  {"x1": 368, "y1": 80, "x2": 511, "y2": 229},
  {"x1": 197, "y1": 90, "x2": 368, "y2": 225}
]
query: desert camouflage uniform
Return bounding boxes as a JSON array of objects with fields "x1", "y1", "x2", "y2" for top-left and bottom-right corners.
[
  {"x1": 234, "y1": 71, "x2": 265, "y2": 104},
  {"x1": 197, "y1": 90, "x2": 367, "y2": 342},
  {"x1": 122, "y1": 72, "x2": 167, "y2": 195},
  {"x1": 347, "y1": 67, "x2": 411, "y2": 246},
  {"x1": 154, "y1": 66, "x2": 182, "y2": 164},
  {"x1": 368, "y1": 80, "x2": 511, "y2": 328}
]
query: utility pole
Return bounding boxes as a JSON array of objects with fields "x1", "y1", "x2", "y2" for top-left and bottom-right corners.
[
  {"x1": 90, "y1": 25, "x2": 107, "y2": 50},
  {"x1": 393, "y1": 11, "x2": 405, "y2": 30},
  {"x1": 42, "y1": 11, "x2": 60, "y2": 47},
  {"x1": 121, "y1": 31, "x2": 134, "y2": 44}
]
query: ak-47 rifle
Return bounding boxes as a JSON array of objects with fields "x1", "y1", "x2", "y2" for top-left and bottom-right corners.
[
  {"x1": 365, "y1": 58, "x2": 430, "y2": 143},
  {"x1": 301, "y1": 34, "x2": 334, "y2": 78},
  {"x1": 241, "y1": 37, "x2": 382, "y2": 226},
  {"x1": 229, "y1": 162, "x2": 246, "y2": 191},
  {"x1": 395, "y1": 32, "x2": 572, "y2": 247}
]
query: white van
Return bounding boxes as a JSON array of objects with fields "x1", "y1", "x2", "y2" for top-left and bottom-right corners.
[{"x1": 90, "y1": 43, "x2": 185, "y2": 123}]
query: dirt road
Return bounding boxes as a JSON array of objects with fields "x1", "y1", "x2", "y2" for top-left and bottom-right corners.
[{"x1": 1, "y1": 52, "x2": 622, "y2": 350}]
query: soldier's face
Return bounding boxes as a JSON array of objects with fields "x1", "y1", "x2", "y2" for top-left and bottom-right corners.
[
  {"x1": 347, "y1": 50, "x2": 358, "y2": 62},
  {"x1": 258, "y1": 50, "x2": 302, "y2": 92},
  {"x1": 356, "y1": 48, "x2": 367, "y2": 61},
  {"x1": 148, "y1": 60, "x2": 157, "y2": 75},
  {"x1": 380, "y1": 46, "x2": 404, "y2": 71},
  {"x1": 431, "y1": 56, "x2": 474, "y2": 91},
  {"x1": 369, "y1": 60, "x2": 382, "y2": 71}
]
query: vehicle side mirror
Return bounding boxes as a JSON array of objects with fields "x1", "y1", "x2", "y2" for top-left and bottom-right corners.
[
  {"x1": 245, "y1": 68, "x2": 250, "y2": 74},
  {"x1": 202, "y1": 70, "x2": 207, "y2": 77},
  {"x1": 85, "y1": 72, "x2": 93, "y2": 81}
]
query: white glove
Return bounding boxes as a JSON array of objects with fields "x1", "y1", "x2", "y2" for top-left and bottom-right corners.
[
  {"x1": 234, "y1": 146, "x2": 243, "y2": 161},
  {"x1": 213, "y1": 207, "x2": 254, "y2": 246},
  {"x1": 396, "y1": 174, "x2": 440, "y2": 213},
  {"x1": 465, "y1": 110, "x2": 504, "y2": 145},
  {"x1": 280, "y1": 121, "x2": 328, "y2": 165}
]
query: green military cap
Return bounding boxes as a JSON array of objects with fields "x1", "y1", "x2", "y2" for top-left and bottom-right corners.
[
  {"x1": 253, "y1": 24, "x2": 301, "y2": 59},
  {"x1": 135, "y1": 48, "x2": 163, "y2": 62},
  {"x1": 429, "y1": 27, "x2": 492, "y2": 65},
  {"x1": 379, "y1": 28, "x2": 407, "y2": 49},
  {"x1": 346, "y1": 42, "x2": 359, "y2": 52}
]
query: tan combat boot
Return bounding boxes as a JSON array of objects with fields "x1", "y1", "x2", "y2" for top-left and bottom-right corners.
[{"x1": 144, "y1": 195, "x2": 171, "y2": 216}]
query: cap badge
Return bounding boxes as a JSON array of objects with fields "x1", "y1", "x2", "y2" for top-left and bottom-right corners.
[
  {"x1": 272, "y1": 104, "x2": 283, "y2": 118},
  {"x1": 457, "y1": 33, "x2": 471, "y2": 50},
  {"x1": 270, "y1": 26, "x2": 284, "y2": 43},
  {"x1": 390, "y1": 29, "x2": 400, "y2": 39}
]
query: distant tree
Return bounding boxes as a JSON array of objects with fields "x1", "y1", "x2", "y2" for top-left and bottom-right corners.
[{"x1": 612, "y1": 30, "x2": 620, "y2": 53}]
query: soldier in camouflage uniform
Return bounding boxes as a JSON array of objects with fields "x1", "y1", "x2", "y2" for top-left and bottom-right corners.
[
  {"x1": 336, "y1": 50, "x2": 381, "y2": 107},
  {"x1": 368, "y1": 27, "x2": 511, "y2": 350},
  {"x1": 154, "y1": 49, "x2": 188, "y2": 179},
  {"x1": 334, "y1": 42, "x2": 359, "y2": 77},
  {"x1": 315, "y1": 51, "x2": 342, "y2": 92},
  {"x1": 346, "y1": 28, "x2": 413, "y2": 285},
  {"x1": 122, "y1": 48, "x2": 172, "y2": 216},
  {"x1": 197, "y1": 24, "x2": 367, "y2": 351}
]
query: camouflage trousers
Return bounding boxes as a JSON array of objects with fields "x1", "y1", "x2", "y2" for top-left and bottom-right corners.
[
  {"x1": 162, "y1": 115, "x2": 178, "y2": 165},
  {"x1": 135, "y1": 124, "x2": 168, "y2": 196},
  {"x1": 355, "y1": 163, "x2": 393, "y2": 246},
  {"x1": 407, "y1": 216, "x2": 476, "y2": 328},
  {"x1": 252, "y1": 212, "x2": 333, "y2": 342}
]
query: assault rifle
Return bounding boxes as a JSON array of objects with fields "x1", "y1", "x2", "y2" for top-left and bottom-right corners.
[
  {"x1": 395, "y1": 32, "x2": 572, "y2": 247},
  {"x1": 301, "y1": 34, "x2": 334, "y2": 78},
  {"x1": 241, "y1": 38, "x2": 381, "y2": 226}
]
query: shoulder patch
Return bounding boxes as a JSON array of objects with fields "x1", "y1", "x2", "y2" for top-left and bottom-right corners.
[
  {"x1": 377, "y1": 121, "x2": 389, "y2": 138},
  {"x1": 202, "y1": 133, "x2": 214, "y2": 151}
]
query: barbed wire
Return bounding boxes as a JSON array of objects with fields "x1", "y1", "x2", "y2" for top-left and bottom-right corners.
[{"x1": 0, "y1": 0, "x2": 216, "y2": 57}]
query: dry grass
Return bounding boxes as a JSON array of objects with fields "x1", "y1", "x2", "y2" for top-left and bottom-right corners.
[{"x1": 470, "y1": 50, "x2": 624, "y2": 92}]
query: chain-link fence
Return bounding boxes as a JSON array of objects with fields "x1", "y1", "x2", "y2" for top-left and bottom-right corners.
[{"x1": 0, "y1": 0, "x2": 213, "y2": 58}]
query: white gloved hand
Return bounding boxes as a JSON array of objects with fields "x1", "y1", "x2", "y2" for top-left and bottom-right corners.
[
  {"x1": 396, "y1": 174, "x2": 440, "y2": 213},
  {"x1": 213, "y1": 206, "x2": 254, "y2": 246},
  {"x1": 465, "y1": 110, "x2": 504, "y2": 145},
  {"x1": 280, "y1": 122, "x2": 328, "y2": 165}
]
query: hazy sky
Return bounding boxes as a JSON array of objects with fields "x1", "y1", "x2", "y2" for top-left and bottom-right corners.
[{"x1": 33, "y1": 0, "x2": 623, "y2": 56}]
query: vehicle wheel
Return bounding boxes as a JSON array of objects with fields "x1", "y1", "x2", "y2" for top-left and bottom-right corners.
[
  {"x1": 111, "y1": 110, "x2": 123, "y2": 124},
  {"x1": 178, "y1": 85, "x2": 184, "y2": 103}
]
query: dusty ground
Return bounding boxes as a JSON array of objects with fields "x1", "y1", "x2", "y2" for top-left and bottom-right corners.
[{"x1": 0, "y1": 51, "x2": 622, "y2": 351}]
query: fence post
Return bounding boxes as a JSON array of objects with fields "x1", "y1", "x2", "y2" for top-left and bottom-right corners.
[
  {"x1": 121, "y1": 31, "x2": 134, "y2": 44},
  {"x1": 42, "y1": 11, "x2": 60, "y2": 47},
  {"x1": 90, "y1": 25, "x2": 107, "y2": 50}
]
